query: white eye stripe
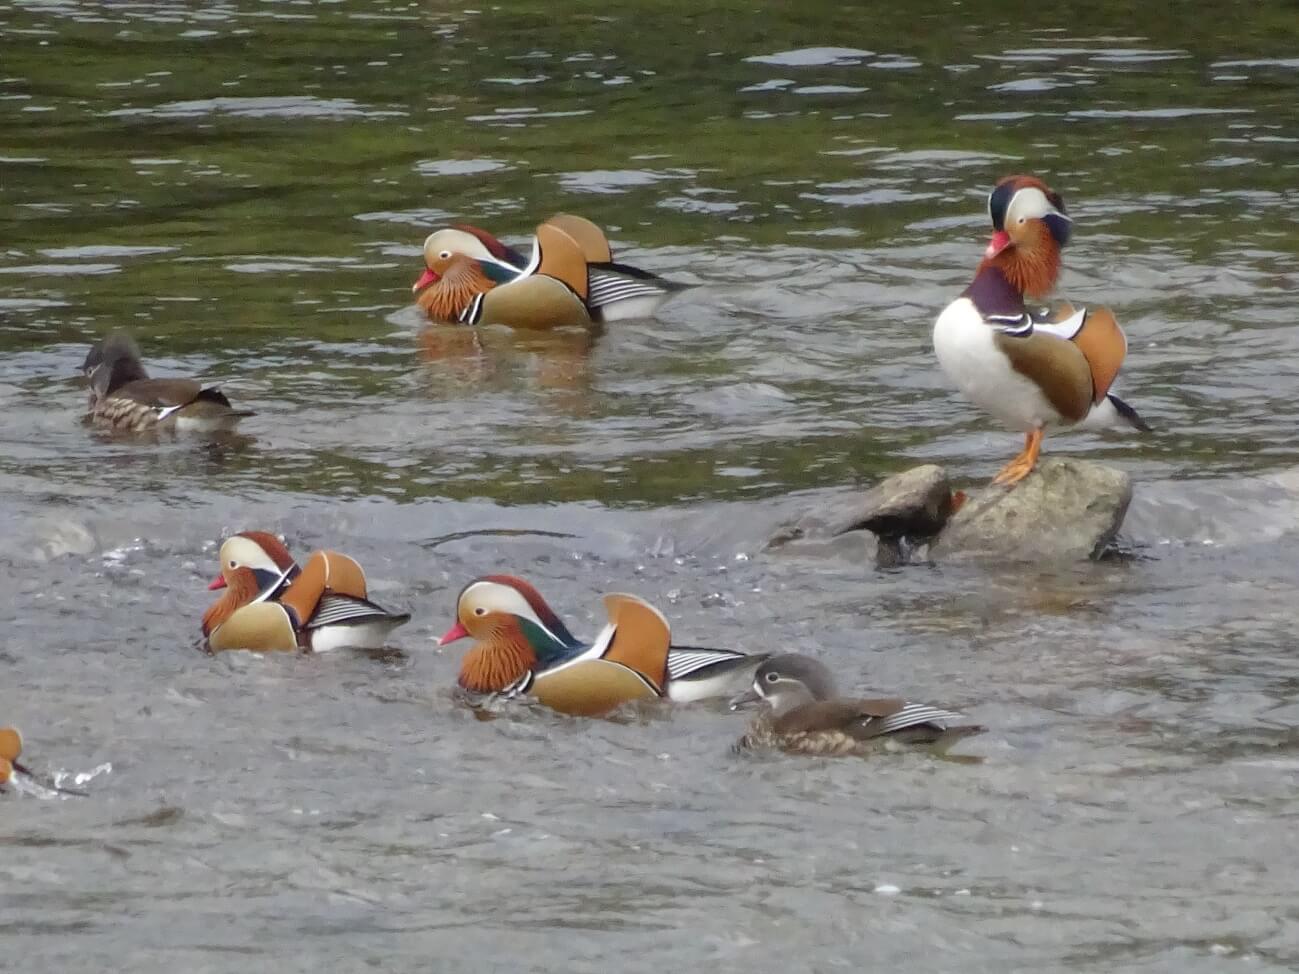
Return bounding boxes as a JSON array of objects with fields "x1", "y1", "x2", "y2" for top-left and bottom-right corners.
[
  {"x1": 1005, "y1": 187, "x2": 1053, "y2": 225},
  {"x1": 459, "y1": 581, "x2": 562, "y2": 640}
]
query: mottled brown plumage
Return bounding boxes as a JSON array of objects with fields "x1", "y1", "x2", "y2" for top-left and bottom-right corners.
[
  {"x1": 84, "y1": 332, "x2": 253, "y2": 433},
  {"x1": 730, "y1": 655, "x2": 984, "y2": 757}
]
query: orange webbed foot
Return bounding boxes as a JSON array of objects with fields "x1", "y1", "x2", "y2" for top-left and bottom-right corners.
[{"x1": 990, "y1": 428, "x2": 1044, "y2": 488}]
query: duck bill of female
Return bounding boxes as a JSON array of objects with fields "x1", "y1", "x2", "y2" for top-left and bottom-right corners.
[
  {"x1": 412, "y1": 268, "x2": 439, "y2": 293},
  {"x1": 437, "y1": 620, "x2": 469, "y2": 646},
  {"x1": 728, "y1": 686, "x2": 762, "y2": 710}
]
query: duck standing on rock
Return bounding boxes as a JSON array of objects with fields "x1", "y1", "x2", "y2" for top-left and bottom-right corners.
[
  {"x1": 82, "y1": 333, "x2": 254, "y2": 434},
  {"x1": 438, "y1": 575, "x2": 767, "y2": 716},
  {"x1": 729, "y1": 655, "x2": 984, "y2": 757},
  {"x1": 413, "y1": 213, "x2": 683, "y2": 328},
  {"x1": 202, "y1": 531, "x2": 410, "y2": 652},
  {"x1": 932, "y1": 175, "x2": 1149, "y2": 486}
]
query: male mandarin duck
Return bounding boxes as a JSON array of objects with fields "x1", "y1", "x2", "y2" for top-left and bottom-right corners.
[
  {"x1": 202, "y1": 531, "x2": 410, "y2": 652},
  {"x1": 82, "y1": 333, "x2": 254, "y2": 433},
  {"x1": 0, "y1": 726, "x2": 28, "y2": 789},
  {"x1": 413, "y1": 213, "x2": 683, "y2": 328},
  {"x1": 729, "y1": 655, "x2": 985, "y2": 757},
  {"x1": 438, "y1": 575, "x2": 767, "y2": 717},
  {"x1": 932, "y1": 175, "x2": 1149, "y2": 486}
]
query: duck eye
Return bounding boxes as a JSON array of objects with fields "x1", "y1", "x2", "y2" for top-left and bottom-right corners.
[
  {"x1": 228, "y1": 560, "x2": 238, "y2": 569},
  {"x1": 439, "y1": 250, "x2": 451, "y2": 260},
  {"x1": 1017, "y1": 216, "x2": 1026, "y2": 224},
  {"x1": 474, "y1": 607, "x2": 486, "y2": 616},
  {"x1": 765, "y1": 671, "x2": 779, "y2": 684}
]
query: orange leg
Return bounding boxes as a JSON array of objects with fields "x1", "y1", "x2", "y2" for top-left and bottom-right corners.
[{"x1": 991, "y1": 427, "x2": 1044, "y2": 487}]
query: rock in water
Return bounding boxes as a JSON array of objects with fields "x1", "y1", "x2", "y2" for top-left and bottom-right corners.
[
  {"x1": 836, "y1": 464, "x2": 955, "y2": 541},
  {"x1": 930, "y1": 458, "x2": 1131, "y2": 562},
  {"x1": 766, "y1": 465, "x2": 955, "y2": 565}
]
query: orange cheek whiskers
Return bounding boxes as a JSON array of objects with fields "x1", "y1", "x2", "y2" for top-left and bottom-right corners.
[{"x1": 457, "y1": 625, "x2": 538, "y2": 693}]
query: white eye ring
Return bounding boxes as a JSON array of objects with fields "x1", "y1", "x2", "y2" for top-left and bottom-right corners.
[
  {"x1": 1017, "y1": 216, "x2": 1026, "y2": 224},
  {"x1": 228, "y1": 560, "x2": 237, "y2": 569},
  {"x1": 474, "y1": 607, "x2": 486, "y2": 616},
  {"x1": 439, "y1": 250, "x2": 452, "y2": 259},
  {"x1": 765, "y1": 671, "x2": 779, "y2": 684}
]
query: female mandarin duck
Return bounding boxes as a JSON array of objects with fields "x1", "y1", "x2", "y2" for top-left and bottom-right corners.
[
  {"x1": 413, "y1": 213, "x2": 683, "y2": 328},
  {"x1": 82, "y1": 333, "x2": 254, "y2": 433},
  {"x1": 438, "y1": 575, "x2": 767, "y2": 716},
  {"x1": 729, "y1": 655, "x2": 985, "y2": 757},
  {"x1": 932, "y1": 175, "x2": 1149, "y2": 486},
  {"x1": 202, "y1": 531, "x2": 410, "y2": 652}
]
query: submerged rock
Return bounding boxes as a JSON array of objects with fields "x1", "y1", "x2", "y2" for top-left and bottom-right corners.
[
  {"x1": 768, "y1": 458, "x2": 1132, "y2": 565},
  {"x1": 931, "y1": 458, "x2": 1132, "y2": 562}
]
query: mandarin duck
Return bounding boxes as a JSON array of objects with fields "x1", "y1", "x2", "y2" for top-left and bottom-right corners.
[
  {"x1": 0, "y1": 726, "x2": 29, "y2": 790},
  {"x1": 438, "y1": 575, "x2": 767, "y2": 716},
  {"x1": 202, "y1": 531, "x2": 411, "y2": 652},
  {"x1": 729, "y1": 655, "x2": 984, "y2": 757},
  {"x1": 413, "y1": 213, "x2": 684, "y2": 328},
  {"x1": 932, "y1": 175, "x2": 1149, "y2": 486},
  {"x1": 82, "y1": 333, "x2": 254, "y2": 433}
]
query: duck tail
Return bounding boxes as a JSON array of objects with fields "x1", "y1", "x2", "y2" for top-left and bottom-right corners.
[{"x1": 1106, "y1": 393, "x2": 1151, "y2": 432}]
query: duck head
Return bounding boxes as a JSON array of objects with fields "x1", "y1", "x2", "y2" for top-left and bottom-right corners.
[
  {"x1": 980, "y1": 175, "x2": 1071, "y2": 300},
  {"x1": 202, "y1": 532, "x2": 298, "y2": 636},
  {"x1": 438, "y1": 575, "x2": 580, "y2": 693},
  {"x1": 83, "y1": 332, "x2": 149, "y2": 398},
  {"x1": 729, "y1": 654, "x2": 839, "y2": 717},
  {"x1": 421, "y1": 226, "x2": 525, "y2": 269}
]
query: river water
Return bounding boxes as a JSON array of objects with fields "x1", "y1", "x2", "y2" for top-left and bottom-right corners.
[{"x1": 3, "y1": 2, "x2": 1299, "y2": 971}]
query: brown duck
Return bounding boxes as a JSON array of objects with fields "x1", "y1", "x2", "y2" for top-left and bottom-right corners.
[
  {"x1": 729, "y1": 654, "x2": 984, "y2": 756},
  {"x1": 82, "y1": 333, "x2": 254, "y2": 433}
]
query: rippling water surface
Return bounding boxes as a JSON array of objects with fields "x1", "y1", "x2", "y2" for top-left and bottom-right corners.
[{"x1": 4, "y1": 2, "x2": 1299, "y2": 971}]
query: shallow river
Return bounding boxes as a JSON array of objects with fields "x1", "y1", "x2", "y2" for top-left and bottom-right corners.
[{"x1": 3, "y1": 2, "x2": 1299, "y2": 971}]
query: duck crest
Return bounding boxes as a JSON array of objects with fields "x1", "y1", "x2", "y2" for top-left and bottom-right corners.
[
  {"x1": 451, "y1": 224, "x2": 519, "y2": 263},
  {"x1": 416, "y1": 257, "x2": 498, "y2": 322},
  {"x1": 458, "y1": 620, "x2": 539, "y2": 693},
  {"x1": 479, "y1": 573, "x2": 578, "y2": 646},
  {"x1": 202, "y1": 568, "x2": 261, "y2": 636},
  {"x1": 237, "y1": 531, "x2": 296, "y2": 571}
]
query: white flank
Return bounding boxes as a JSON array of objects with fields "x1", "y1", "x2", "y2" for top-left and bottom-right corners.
[
  {"x1": 933, "y1": 297, "x2": 1065, "y2": 432},
  {"x1": 309, "y1": 619, "x2": 402, "y2": 653}
]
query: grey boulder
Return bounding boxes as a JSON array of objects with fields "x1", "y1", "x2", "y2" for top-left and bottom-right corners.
[
  {"x1": 767, "y1": 458, "x2": 1132, "y2": 565},
  {"x1": 931, "y1": 458, "x2": 1132, "y2": 562}
]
